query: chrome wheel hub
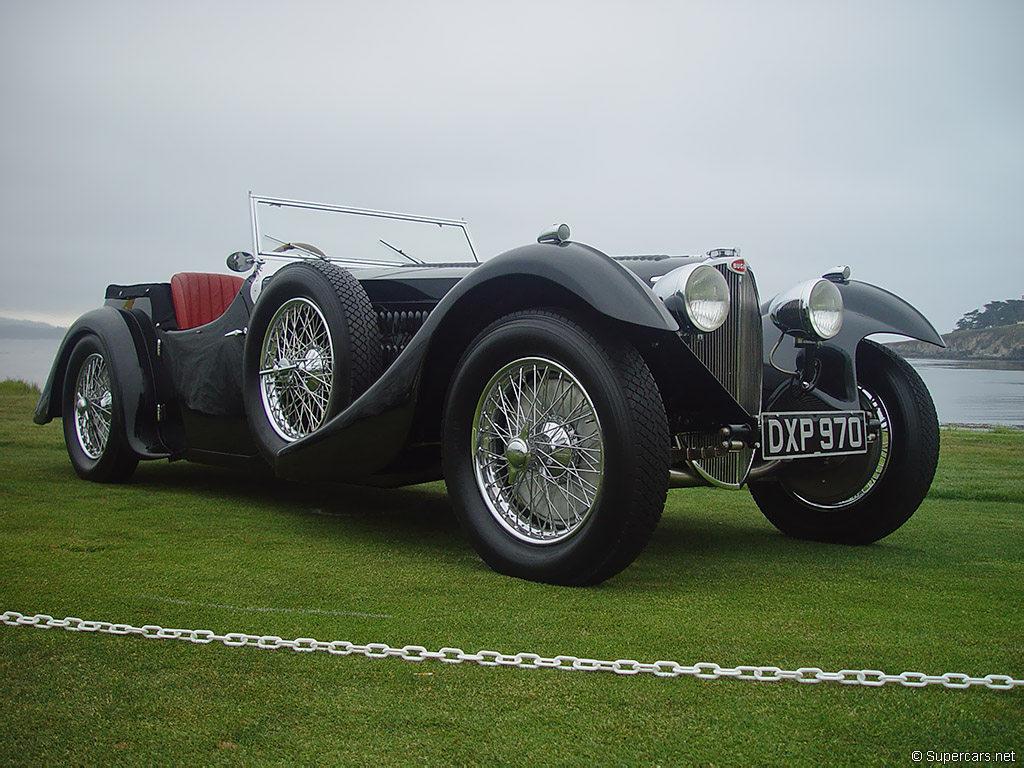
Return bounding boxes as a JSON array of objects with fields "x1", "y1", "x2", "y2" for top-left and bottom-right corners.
[
  {"x1": 259, "y1": 297, "x2": 334, "y2": 442},
  {"x1": 472, "y1": 357, "x2": 604, "y2": 544},
  {"x1": 538, "y1": 421, "x2": 574, "y2": 477},
  {"x1": 505, "y1": 437, "x2": 530, "y2": 476},
  {"x1": 300, "y1": 347, "x2": 328, "y2": 392}
]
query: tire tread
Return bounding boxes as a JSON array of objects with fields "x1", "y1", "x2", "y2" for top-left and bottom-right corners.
[{"x1": 300, "y1": 260, "x2": 382, "y2": 399}]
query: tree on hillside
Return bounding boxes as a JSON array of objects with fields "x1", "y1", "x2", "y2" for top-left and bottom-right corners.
[{"x1": 954, "y1": 298, "x2": 1024, "y2": 331}]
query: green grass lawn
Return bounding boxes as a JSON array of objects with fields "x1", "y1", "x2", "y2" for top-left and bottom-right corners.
[{"x1": 1, "y1": 379, "x2": 1021, "y2": 765}]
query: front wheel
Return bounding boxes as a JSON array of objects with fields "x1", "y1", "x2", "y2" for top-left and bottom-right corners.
[
  {"x1": 442, "y1": 310, "x2": 670, "y2": 586},
  {"x1": 61, "y1": 335, "x2": 139, "y2": 482},
  {"x1": 750, "y1": 341, "x2": 939, "y2": 544}
]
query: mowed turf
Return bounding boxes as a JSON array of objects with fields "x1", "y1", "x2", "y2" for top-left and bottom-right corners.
[{"x1": 1, "y1": 379, "x2": 1021, "y2": 765}]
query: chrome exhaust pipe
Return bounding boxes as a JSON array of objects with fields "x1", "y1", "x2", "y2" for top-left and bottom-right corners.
[
  {"x1": 670, "y1": 459, "x2": 780, "y2": 488},
  {"x1": 669, "y1": 467, "x2": 710, "y2": 488}
]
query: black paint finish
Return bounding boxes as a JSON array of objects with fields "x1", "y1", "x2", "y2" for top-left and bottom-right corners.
[
  {"x1": 761, "y1": 279, "x2": 945, "y2": 409},
  {"x1": 34, "y1": 307, "x2": 168, "y2": 459},
  {"x1": 38, "y1": 242, "x2": 944, "y2": 488}
]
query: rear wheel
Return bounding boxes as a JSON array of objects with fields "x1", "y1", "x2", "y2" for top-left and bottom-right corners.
[
  {"x1": 750, "y1": 341, "x2": 938, "y2": 544},
  {"x1": 442, "y1": 310, "x2": 670, "y2": 585},
  {"x1": 61, "y1": 335, "x2": 138, "y2": 482}
]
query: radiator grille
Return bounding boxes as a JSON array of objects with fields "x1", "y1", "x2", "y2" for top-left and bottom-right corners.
[
  {"x1": 681, "y1": 263, "x2": 763, "y2": 487},
  {"x1": 377, "y1": 309, "x2": 430, "y2": 367}
]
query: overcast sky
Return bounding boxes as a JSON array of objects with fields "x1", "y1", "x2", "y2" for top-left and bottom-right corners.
[{"x1": 1, "y1": 0, "x2": 1021, "y2": 334}]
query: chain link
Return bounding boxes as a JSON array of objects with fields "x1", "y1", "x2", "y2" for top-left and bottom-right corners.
[{"x1": 3, "y1": 610, "x2": 1021, "y2": 691}]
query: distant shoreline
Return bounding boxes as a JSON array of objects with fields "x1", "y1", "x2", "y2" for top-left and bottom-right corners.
[
  {"x1": 886, "y1": 324, "x2": 1024, "y2": 362},
  {"x1": 941, "y1": 422, "x2": 1024, "y2": 431},
  {"x1": 0, "y1": 317, "x2": 67, "y2": 340}
]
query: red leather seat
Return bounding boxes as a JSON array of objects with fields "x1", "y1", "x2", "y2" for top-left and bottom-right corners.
[{"x1": 170, "y1": 273, "x2": 245, "y2": 330}]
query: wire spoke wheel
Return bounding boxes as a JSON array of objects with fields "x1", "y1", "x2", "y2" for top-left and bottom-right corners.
[
  {"x1": 472, "y1": 357, "x2": 604, "y2": 544},
  {"x1": 73, "y1": 353, "x2": 113, "y2": 460},
  {"x1": 259, "y1": 297, "x2": 334, "y2": 441},
  {"x1": 61, "y1": 335, "x2": 138, "y2": 483},
  {"x1": 444, "y1": 310, "x2": 668, "y2": 585}
]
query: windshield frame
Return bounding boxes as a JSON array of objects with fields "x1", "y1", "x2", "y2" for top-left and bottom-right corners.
[{"x1": 249, "y1": 193, "x2": 480, "y2": 267}]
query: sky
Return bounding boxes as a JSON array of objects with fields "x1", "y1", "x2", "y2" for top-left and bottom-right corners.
[{"x1": 1, "y1": 0, "x2": 1021, "y2": 334}]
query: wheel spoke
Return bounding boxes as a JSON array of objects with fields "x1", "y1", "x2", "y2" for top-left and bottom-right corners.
[{"x1": 479, "y1": 410, "x2": 513, "y2": 442}]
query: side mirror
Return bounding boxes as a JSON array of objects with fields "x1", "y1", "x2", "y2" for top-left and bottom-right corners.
[{"x1": 226, "y1": 251, "x2": 256, "y2": 273}]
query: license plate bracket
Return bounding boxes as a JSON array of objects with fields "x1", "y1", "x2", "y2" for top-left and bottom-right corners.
[{"x1": 760, "y1": 411, "x2": 869, "y2": 460}]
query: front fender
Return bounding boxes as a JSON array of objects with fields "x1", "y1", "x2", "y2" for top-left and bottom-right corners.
[
  {"x1": 34, "y1": 307, "x2": 167, "y2": 458},
  {"x1": 454, "y1": 242, "x2": 680, "y2": 331},
  {"x1": 763, "y1": 280, "x2": 944, "y2": 408},
  {"x1": 832, "y1": 280, "x2": 945, "y2": 350}
]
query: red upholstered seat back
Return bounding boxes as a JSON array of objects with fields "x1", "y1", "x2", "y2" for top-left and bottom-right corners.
[{"x1": 170, "y1": 273, "x2": 245, "y2": 330}]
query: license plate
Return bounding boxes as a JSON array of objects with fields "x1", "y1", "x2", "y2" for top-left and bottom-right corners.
[{"x1": 760, "y1": 411, "x2": 868, "y2": 460}]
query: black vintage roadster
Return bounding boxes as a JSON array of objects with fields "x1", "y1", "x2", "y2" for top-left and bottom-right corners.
[{"x1": 36, "y1": 195, "x2": 944, "y2": 585}]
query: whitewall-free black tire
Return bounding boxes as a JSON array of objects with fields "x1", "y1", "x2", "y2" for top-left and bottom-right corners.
[
  {"x1": 442, "y1": 310, "x2": 670, "y2": 586},
  {"x1": 61, "y1": 335, "x2": 139, "y2": 483}
]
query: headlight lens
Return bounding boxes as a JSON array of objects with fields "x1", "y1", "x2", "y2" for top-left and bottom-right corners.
[
  {"x1": 807, "y1": 279, "x2": 843, "y2": 339},
  {"x1": 685, "y1": 265, "x2": 731, "y2": 332},
  {"x1": 769, "y1": 278, "x2": 844, "y2": 341},
  {"x1": 653, "y1": 264, "x2": 731, "y2": 333}
]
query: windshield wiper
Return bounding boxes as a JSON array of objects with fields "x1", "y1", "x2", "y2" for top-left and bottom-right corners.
[{"x1": 378, "y1": 239, "x2": 424, "y2": 264}]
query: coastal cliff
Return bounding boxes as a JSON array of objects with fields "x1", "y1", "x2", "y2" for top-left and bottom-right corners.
[{"x1": 887, "y1": 324, "x2": 1024, "y2": 361}]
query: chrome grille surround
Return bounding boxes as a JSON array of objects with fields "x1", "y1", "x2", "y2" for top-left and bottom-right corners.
[{"x1": 679, "y1": 260, "x2": 763, "y2": 488}]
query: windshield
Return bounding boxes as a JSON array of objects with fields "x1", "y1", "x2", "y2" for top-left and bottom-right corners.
[{"x1": 251, "y1": 195, "x2": 479, "y2": 266}]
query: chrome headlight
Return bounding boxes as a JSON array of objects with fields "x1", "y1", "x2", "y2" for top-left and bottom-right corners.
[
  {"x1": 769, "y1": 278, "x2": 844, "y2": 340},
  {"x1": 653, "y1": 264, "x2": 731, "y2": 333}
]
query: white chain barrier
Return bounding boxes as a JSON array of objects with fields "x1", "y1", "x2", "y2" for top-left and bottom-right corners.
[{"x1": 3, "y1": 611, "x2": 1022, "y2": 691}]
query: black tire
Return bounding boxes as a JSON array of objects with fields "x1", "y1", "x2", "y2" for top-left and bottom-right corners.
[
  {"x1": 442, "y1": 310, "x2": 670, "y2": 586},
  {"x1": 750, "y1": 340, "x2": 939, "y2": 544},
  {"x1": 61, "y1": 335, "x2": 139, "y2": 483},
  {"x1": 243, "y1": 260, "x2": 382, "y2": 458}
]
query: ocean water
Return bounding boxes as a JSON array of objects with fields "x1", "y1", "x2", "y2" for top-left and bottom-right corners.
[
  {"x1": 3, "y1": 338, "x2": 1021, "y2": 427},
  {"x1": 906, "y1": 358, "x2": 1024, "y2": 427},
  {"x1": 0, "y1": 338, "x2": 62, "y2": 389}
]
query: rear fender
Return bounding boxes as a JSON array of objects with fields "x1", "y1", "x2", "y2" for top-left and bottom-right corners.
[
  {"x1": 34, "y1": 307, "x2": 168, "y2": 458},
  {"x1": 763, "y1": 280, "x2": 944, "y2": 408}
]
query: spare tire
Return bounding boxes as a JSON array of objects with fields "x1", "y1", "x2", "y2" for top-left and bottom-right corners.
[{"x1": 243, "y1": 260, "x2": 382, "y2": 459}]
